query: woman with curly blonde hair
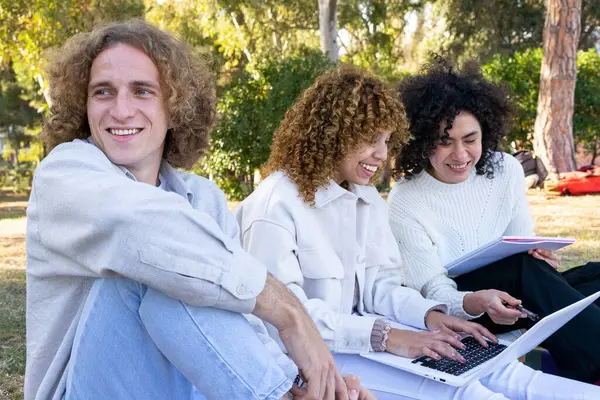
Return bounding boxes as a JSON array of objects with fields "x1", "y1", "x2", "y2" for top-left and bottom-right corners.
[
  {"x1": 234, "y1": 66, "x2": 590, "y2": 399},
  {"x1": 26, "y1": 20, "x2": 357, "y2": 400}
]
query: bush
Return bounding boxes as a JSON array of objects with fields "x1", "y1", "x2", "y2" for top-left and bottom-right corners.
[
  {"x1": 482, "y1": 48, "x2": 543, "y2": 147},
  {"x1": 195, "y1": 49, "x2": 335, "y2": 200},
  {"x1": 1, "y1": 162, "x2": 36, "y2": 194},
  {"x1": 574, "y1": 50, "x2": 600, "y2": 161}
]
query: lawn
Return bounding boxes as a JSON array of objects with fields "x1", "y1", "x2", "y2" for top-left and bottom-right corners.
[{"x1": 0, "y1": 190, "x2": 598, "y2": 399}]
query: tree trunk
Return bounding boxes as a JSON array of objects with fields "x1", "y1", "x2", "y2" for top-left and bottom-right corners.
[
  {"x1": 318, "y1": 0, "x2": 338, "y2": 62},
  {"x1": 533, "y1": 0, "x2": 581, "y2": 174}
]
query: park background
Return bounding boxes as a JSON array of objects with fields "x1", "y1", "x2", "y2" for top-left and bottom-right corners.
[{"x1": 1, "y1": 0, "x2": 599, "y2": 399}]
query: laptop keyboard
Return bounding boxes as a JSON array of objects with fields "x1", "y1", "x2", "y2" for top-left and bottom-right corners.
[{"x1": 411, "y1": 337, "x2": 507, "y2": 376}]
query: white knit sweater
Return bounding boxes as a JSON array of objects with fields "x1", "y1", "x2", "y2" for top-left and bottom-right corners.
[{"x1": 388, "y1": 153, "x2": 535, "y2": 318}]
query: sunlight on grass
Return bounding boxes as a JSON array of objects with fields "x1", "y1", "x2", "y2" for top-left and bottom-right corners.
[{"x1": 527, "y1": 191, "x2": 600, "y2": 269}]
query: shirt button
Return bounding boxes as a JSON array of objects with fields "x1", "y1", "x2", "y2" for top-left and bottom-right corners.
[
  {"x1": 343, "y1": 339, "x2": 349, "y2": 347},
  {"x1": 357, "y1": 340, "x2": 364, "y2": 347},
  {"x1": 356, "y1": 254, "x2": 364, "y2": 264},
  {"x1": 236, "y1": 284, "x2": 245, "y2": 296}
]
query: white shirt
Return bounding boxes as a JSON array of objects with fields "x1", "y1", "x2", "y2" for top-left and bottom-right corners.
[
  {"x1": 236, "y1": 171, "x2": 446, "y2": 355},
  {"x1": 387, "y1": 153, "x2": 535, "y2": 319},
  {"x1": 25, "y1": 140, "x2": 269, "y2": 400}
]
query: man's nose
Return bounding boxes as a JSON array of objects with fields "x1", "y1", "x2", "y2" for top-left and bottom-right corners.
[{"x1": 110, "y1": 91, "x2": 136, "y2": 120}]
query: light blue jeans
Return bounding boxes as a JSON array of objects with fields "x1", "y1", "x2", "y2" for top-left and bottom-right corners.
[{"x1": 64, "y1": 278, "x2": 293, "y2": 399}]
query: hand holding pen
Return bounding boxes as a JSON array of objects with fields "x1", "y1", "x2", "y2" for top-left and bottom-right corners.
[
  {"x1": 463, "y1": 289, "x2": 531, "y2": 325},
  {"x1": 514, "y1": 304, "x2": 540, "y2": 322}
]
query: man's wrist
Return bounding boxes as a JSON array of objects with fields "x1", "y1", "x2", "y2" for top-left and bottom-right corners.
[{"x1": 253, "y1": 274, "x2": 303, "y2": 330}]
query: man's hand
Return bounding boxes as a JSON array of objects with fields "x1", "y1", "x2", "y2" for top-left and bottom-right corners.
[
  {"x1": 385, "y1": 327, "x2": 467, "y2": 363},
  {"x1": 253, "y1": 274, "x2": 348, "y2": 400},
  {"x1": 463, "y1": 289, "x2": 527, "y2": 325},
  {"x1": 342, "y1": 375, "x2": 375, "y2": 400},
  {"x1": 425, "y1": 311, "x2": 497, "y2": 347},
  {"x1": 528, "y1": 248, "x2": 561, "y2": 270},
  {"x1": 290, "y1": 375, "x2": 375, "y2": 400}
]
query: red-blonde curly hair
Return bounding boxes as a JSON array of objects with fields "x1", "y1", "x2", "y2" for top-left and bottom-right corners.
[
  {"x1": 42, "y1": 19, "x2": 216, "y2": 169},
  {"x1": 264, "y1": 64, "x2": 410, "y2": 204}
]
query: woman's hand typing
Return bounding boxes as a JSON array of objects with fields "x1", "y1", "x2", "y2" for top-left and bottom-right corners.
[
  {"x1": 385, "y1": 327, "x2": 467, "y2": 363},
  {"x1": 425, "y1": 311, "x2": 497, "y2": 347}
]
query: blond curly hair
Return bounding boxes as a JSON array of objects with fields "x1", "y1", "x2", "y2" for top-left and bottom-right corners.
[
  {"x1": 265, "y1": 64, "x2": 410, "y2": 204},
  {"x1": 42, "y1": 19, "x2": 216, "y2": 169}
]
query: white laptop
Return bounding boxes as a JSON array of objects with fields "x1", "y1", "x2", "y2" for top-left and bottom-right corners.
[{"x1": 361, "y1": 290, "x2": 600, "y2": 387}]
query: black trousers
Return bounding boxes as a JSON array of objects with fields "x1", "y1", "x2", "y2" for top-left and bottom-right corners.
[{"x1": 455, "y1": 253, "x2": 600, "y2": 383}]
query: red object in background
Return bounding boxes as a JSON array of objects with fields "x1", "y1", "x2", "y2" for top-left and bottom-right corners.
[{"x1": 554, "y1": 165, "x2": 600, "y2": 195}]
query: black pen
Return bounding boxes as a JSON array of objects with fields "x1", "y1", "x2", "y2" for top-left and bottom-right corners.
[{"x1": 515, "y1": 304, "x2": 540, "y2": 322}]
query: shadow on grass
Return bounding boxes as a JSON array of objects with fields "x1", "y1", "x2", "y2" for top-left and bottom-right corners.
[{"x1": 0, "y1": 268, "x2": 25, "y2": 400}]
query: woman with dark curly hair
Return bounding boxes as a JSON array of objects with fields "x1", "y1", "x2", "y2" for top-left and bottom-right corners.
[
  {"x1": 236, "y1": 65, "x2": 600, "y2": 399},
  {"x1": 25, "y1": 19, "x2": 358, "y2": 400},
  {"x1": 389, "y1": 58, "x2": 600, "y2": 384}
]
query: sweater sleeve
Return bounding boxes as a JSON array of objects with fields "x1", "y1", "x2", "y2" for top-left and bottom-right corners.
[
  {"x1": 388, "y1": 207, "x2": 480, "y2": 320},
  {"x1": 503, "y1": 155, "x2": 536, "y2": 236},
  {"x1": 27, "y1": 142, "x2": 266, "y2": 313},
  {"x1": 239, "y1": 218, "x2": 378, "y2": 355}
]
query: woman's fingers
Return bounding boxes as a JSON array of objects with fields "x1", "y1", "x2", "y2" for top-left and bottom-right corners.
[
  {"x1": 460, "y1": 324, "x2": 488, "y2": 347},
  {"x1": 436, "y1": 328, "x2": 466, "y2": 350},
  {"x1": 532, "y1": 248, "x2": 561, "y2": 270},
  {"x1": 421, "y1": 346, "x2": 441, "y2": 361},
  {"x1": 430, "y1": 340, "x2": 466, "y2": 363}
]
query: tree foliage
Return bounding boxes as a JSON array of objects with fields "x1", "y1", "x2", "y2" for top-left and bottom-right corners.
[
  {"x1": 483, "y1": 48, "x2": 600, "y2": 160},
  {"x1": 2, "y1": 0, "x2": 600, "y2": 192},
  {"x1": 435, "y1": 0, "x2": 599, "y2": 62},
  {"x1": 196, "y1": 49, "x2": 335, "y2": 199}
]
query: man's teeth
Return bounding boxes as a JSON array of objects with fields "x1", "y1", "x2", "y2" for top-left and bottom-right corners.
[
  {"x1": 110, "y1": 128, "x2": 141, "y2": 136},
  {"x1": 360, "y1": 162, "x2": 378, "y2": 172},
  {"x1": 448, "y1": 162, "x2": 468, "y2": 170}
]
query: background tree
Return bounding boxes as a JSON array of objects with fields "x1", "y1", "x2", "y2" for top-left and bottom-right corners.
[
  {"x1": 319, "y1": 0, "x2": 338, "y2": 61},
  {"x1": 1, "y1": 0, "x2": 599, "y2": 194},
  {"x1": 483, "y1": 48, "x2": 600, "y2": 164},
  {"x1": 533, "y1": 0, "x2": 581, "y2": 173}
]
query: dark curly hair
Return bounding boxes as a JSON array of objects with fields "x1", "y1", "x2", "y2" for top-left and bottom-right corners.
[
  {"x1": 393, "y1": 56, "x2": 512, "y2": 180},
  {"x1": 265, "y1": 64, "x2": 410, "y2": 204},
  {"x1": 42, "y1": 19, "x2": 216, "y2": 169}
]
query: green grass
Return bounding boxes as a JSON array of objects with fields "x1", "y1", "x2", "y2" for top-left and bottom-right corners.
[
  {"x1": 0, "y1": 268, "x2": 25, "y2": 400},
  {"x1": 0, "y1": 212, "x2": 26, "y2": 221}
]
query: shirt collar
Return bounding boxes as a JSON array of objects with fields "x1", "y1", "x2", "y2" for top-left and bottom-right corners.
[
  {"x1": 85, "y1": 136, "x2": 194, "y2": 203},
  {"x1": 314, "y1": 179, "x2": 378, "y2": 208}
]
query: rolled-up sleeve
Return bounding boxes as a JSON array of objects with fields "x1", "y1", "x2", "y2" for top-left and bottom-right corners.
[{"x1": 29, "y1": 142, "x2": 266, "y2": 313}]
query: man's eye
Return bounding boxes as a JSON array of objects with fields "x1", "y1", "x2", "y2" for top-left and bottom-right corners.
[
  {"x1": 465, "y1": 140, "x2": 476, "y2": 144},
  {"x1": 438, "y1": 141, "x2": 451, "y2": 147},
  {"x1": 136, "y1": 88, "x2": 152, "y2": 95},
  {"x1": 95, "y1": 89, "x2": 111, "y2": 96}
]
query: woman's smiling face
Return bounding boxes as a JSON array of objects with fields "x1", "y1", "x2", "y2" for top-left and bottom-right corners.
[
  {"x1": 335, "y1": 129, "x2": 391, "y2": 186},
  {"x1": 428, "y1": 111, "x2": 483, "y2": 184}
]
